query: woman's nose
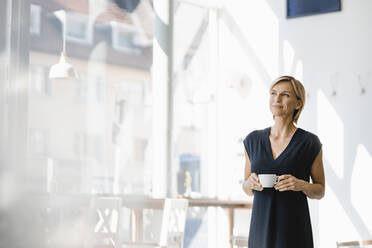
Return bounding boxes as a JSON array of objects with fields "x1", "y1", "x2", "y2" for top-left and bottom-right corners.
[{"x1": 274, "y1": 95, "x2": 281, "y2": 102}]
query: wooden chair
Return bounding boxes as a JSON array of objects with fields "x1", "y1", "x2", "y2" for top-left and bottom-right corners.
[
  {"x1": 85, "y1": 196, "x2": 122, "y2": 248},
  {"x1": 231, "y1": 235, "x2": 248, "y2": 248},
  {"x1": 124, "y1": 198, "x2": 189, "y2": 248},
  {"x1": 336, "y1": 240, "x2": 372, "y2": 247}
]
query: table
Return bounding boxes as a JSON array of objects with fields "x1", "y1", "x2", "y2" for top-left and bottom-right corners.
[
  {"x1": 34, "y1": 194, "x2": 252, "y2": 248},
  {"x1": 121, "y1": 196, "x2": 252, "y2": 248}
]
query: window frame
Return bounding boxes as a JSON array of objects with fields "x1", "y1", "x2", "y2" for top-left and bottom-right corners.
[
  {"x1": 111, "y1": 21, "x2": 141, "y2": 54},
  {"x1": 30, "y1": 4, "x2": 41, "y2": 36},
  {"x1": 65, "y1": 11, "x2": 93, "y2": 45}
]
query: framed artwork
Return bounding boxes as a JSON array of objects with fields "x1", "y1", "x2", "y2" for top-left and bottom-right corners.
[{"x1": 287, "y1": 0, "x2": 341, "y2": 18}]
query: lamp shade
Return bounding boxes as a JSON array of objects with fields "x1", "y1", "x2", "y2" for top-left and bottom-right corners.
[{"x1": 49, "y1": 52, "x2": 77, "y2": 79}]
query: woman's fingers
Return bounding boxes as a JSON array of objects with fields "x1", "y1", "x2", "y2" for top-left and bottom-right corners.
[
  {"x1": 249, "y1": 173, "x2": 263, "y2": 191},
  {"x1": 251, "y1": 173, "x2": 262, "y2": 190},
  {"x1": 275, "y1": 174, "x2": 292, "y2": 191},
  {"x1": 274, "y1": 174, "x2": 303, "y2": 191},
  {"x1": 253, "y1": 182, "x2": 263, "y2": 191},
  {"x1": 251, "y1": 173, "x2": 259, "y2": 182},
  {"x1": 275, "y1": 181, "x2": 294, "y2": 191},
  {"x1": 277, "y1": 174, "x2": 291, "y2": 182}
]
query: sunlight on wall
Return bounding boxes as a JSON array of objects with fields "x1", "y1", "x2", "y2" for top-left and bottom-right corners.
[
  {"x1": 225, "y1": 0, "x2": 279, "y2": 77},
  {"x1": 283, "y1": 40, "x2": 295, "y2": 74},
  {"x1": 317, "y1": 90, "x2": 344, "y2": 178},
  {"x1": 294, "y1": 60, "x2": 303, "y2": 82},
  {"x1": 217, "y1": 15, "x2": 274, "y2": 200},
  {"x1": 217, "y1": 73, "x2": 271, "y2": 199},
  {"x1": 319, "y1": 185, "x2": 359, "y2": 248},
  {"x1": 351, "y1": 144, "x2": 372, "y2": 234},
  {"x1": 317, "y1": 89, "x2": 360, "y2": 247},
  {"x1": 282, "y1": 40, "x2": 303, "y2": 82}
]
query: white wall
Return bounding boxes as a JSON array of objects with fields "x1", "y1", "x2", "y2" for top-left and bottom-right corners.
[{"x1": 220, "y1": 0, "x2": 372, "y2": 247}]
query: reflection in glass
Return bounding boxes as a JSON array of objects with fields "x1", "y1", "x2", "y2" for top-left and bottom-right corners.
[
  {"x1": 0, "y1": 0, "x2": 155, "y2": 246},
  {"x1": 28, "y1": 0, "x2": 153, "y2": 195}
]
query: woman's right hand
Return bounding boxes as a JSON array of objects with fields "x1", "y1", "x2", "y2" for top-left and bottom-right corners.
[{"x1": 244, "y1": 173, "x2": 263, "y2": 192}]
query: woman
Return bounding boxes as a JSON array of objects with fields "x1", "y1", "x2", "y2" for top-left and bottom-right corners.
[{"x1": 242, "y1": 75, "x2": 325, "y2": 248}]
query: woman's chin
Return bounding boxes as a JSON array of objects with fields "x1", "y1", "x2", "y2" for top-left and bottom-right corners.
[
  {"x1": 272, "y1": 113, "x2": 290, "y2": 119},
  {"x1": 270, "y1": 110, "x2": 284, "y2": 116}
]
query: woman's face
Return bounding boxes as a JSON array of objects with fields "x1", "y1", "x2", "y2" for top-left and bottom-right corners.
[{"x1": 269, "y1": 81, "x2": 301, "y2": 119}]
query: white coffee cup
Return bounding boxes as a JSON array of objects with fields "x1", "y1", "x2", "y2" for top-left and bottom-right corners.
[{"x1": 258, "y1": 174, "x2": 278, "y2": 188}]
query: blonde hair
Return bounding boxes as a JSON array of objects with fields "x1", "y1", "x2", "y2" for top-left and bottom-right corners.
[{"x1": 270, "y1": 75, "x2": 306, "y2": 124}]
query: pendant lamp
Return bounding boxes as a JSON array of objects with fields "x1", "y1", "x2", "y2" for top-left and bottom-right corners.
[{"x1": 49, "y1": 10, "x2": 77, "y2": 79}]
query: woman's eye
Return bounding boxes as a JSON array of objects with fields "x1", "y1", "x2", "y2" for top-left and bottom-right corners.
[
  {"x1": 271, "y1": 92, "x2": 276, "y2": 95},
  {"x1": 282, "y1": 94, "x2": 289, "y2": 97}
]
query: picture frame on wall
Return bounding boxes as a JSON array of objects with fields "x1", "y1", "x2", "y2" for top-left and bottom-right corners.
[{"x1": 287, "y1": 0, "x2": 341, "y2": 19}]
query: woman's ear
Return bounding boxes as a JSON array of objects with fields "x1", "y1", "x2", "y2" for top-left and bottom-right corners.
[{"x1": 295, "y1": 100, "x2": 302, "y2": 110}]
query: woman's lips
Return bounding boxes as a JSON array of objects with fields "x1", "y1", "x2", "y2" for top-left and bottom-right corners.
[{"x1": 272, "y1": 105, "x2": 283, "y2": 108}]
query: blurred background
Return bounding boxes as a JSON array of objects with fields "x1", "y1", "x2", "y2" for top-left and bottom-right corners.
[{"x1": 0, "y1": 0, "x2": 371, "y2": 248}]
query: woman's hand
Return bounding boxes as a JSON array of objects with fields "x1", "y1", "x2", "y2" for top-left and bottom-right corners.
[
  {"x1": 244, "y1": 173, "x2": 263, "y2": 192},
  {"x1": 274, "y1": 174, "x2": 306, "y2": 192}
]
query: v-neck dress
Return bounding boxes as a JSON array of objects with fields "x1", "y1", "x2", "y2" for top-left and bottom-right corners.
[{"x1": 243, "y1": 127, "x2": 322, "y2": 248}]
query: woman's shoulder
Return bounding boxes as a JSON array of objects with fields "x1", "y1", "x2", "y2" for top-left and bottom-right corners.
[
  {"x1": 298, "y1": 128, "x2": 322, "y2": 144},
  {"x1": 244, "y1": 127, "x2": 269, "y2": 141}
]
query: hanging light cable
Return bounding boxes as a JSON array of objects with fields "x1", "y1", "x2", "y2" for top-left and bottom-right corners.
[{"x1": 49, "y1": 9, "x2": 77, "y2": 79}]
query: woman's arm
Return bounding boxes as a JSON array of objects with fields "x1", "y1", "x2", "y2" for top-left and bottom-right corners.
[
  {"x1": 242, "y1": 149, "x2": 263, "y2": 196},
  {"x1": 274, "y1": 149, "x2": 325, "y2": 199},
  {"x1": 301, "y1": 149, "x2": 325, "y2": 199}
]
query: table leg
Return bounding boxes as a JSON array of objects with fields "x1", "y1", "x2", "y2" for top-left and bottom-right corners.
[
  {"x1": 228, "y1": 208, "x2": 234, "y2": 248},
  {"x1": 131, "y1": 208, "x2": 143, "y2": 242},
  {"x1": 136, "y1": 209, "x2": 143, "y2": 242}
]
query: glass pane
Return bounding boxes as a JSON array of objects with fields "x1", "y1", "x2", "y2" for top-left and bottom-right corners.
[
  {"x1": 66, "y1": 17, "x2": 87, "y2": 40},
  {"x1": 1, "y1": 0, "x2": 154, "y2": 247},
  {"x1": 173, "y1": 3, "x2": 214, "y2": 248},
  {"x1": 173, "y1": 1, "x2": 213, "y2": 198},
  {"x1": 28, "y1": 0, "x2": 154, "y2": 196}
]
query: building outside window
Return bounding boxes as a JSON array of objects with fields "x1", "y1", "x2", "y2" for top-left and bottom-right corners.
[
  {"x1": 66, "y1": 12, "x2": 92, "y2": 44},
  {"x1": 29, "y1": 64, "x2": 52, "y2": 96},
  {"x1": 30, "y1": 4, "x2": 41, "y2": 35},
  {"x1": 75, "y1": 71, "x2": 88, "y2": 100},
  {"x1": 119, "y1": 79, "x2": 144, "y2": 106},
  {"x1": 74, "y1": 132, "x2": 104, "y2": 163},
  {"x1": 111, "y1": 22, "x2": 140, "y2": 53},
  {"x1": 28, "y1": 128, "x2": 50, "y2": 158},
  {"x1": 95, "y1": 75, "x2": 105, "y2": 103}
]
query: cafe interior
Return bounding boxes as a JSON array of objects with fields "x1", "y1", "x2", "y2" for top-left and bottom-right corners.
[{"x1": 1, "y1": 0, "x2": 372, "y2": 247}]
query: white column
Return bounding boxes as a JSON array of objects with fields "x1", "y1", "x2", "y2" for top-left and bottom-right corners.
[
  {"x1": 207, "y1": 8, "x2": 220, "y2": 248},
  {"x1": 152, "y1": 0, "x2": 174, "y2": 197}
]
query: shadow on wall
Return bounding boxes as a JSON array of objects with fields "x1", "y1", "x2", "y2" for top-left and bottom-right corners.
[
  {"x1": 222, "y1": 0, "x2": 372, "y2": 244},
  {"x1": 267, "y1": 0, "x2": 372, "y2": 242}
]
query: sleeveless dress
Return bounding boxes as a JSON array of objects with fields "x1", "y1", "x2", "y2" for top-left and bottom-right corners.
[{"x1": 243, "y1": 127, "x2": 322, "y2": 248}]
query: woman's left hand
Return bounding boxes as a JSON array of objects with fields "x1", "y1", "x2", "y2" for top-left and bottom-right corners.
[{"x1": 274, "y1": 174, "x2": 306, "y2": 192}]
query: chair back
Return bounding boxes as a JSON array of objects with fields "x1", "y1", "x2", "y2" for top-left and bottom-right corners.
[
  {"x1": 159, "y1": 198, "x2": 189, "y2": 248},
  {"x1": 85, "y1": 196, "x2": 122, "y2": 248},
  {"x1": 231, "y1": 236, "x2": 248, "y2": 248},
  {"x1": 336, "y1": 240, "x2": 372, "y2": 248}
]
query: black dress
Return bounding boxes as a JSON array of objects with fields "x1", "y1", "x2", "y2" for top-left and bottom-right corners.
[{"x1": 243, "y1": 127, "x2": 322, "y2": 248}]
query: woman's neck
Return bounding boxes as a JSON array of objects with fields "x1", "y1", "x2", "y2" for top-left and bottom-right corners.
[{"x1": 271, "y1": 118, "x2": 297, "y2": 138}]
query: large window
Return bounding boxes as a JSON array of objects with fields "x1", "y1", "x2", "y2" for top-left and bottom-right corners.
[
  {"x1": 26, "y1": 0, "x2": 154, "y2": 196},
  {"x1": 1, "y1": 1, "x2": 252, "y2": 248},
  {"x1": 173, "y1": 1, "x2": 215, "y2": 198}
]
